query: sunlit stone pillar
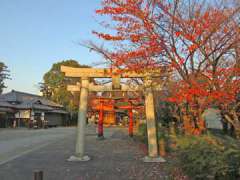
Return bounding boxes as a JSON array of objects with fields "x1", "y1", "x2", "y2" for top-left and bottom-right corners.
[
  {"x1": 143, "y1": 77, "x2": 165, "y2": 163},
  {"x1": 68, "y1": 77, "x2": 90, "y2": 161}
]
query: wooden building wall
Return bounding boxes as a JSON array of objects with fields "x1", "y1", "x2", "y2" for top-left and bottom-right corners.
[{"x1": 103, "y1": 112, "x2": 116, "y2": 125}]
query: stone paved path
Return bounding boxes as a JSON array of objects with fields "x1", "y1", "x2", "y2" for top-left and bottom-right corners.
[{"x1": 0, "y1": 126, "x2": 168, "y2": 180}]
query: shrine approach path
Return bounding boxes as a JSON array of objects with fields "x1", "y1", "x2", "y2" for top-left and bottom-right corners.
[{"x1": 0, "y1": 126, "x2": 168, "y2": 180}]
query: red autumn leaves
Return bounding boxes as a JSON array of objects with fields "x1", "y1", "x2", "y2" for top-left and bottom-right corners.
[{"x1": 92, "y1": 0, "x2": 240, "y2": 134}]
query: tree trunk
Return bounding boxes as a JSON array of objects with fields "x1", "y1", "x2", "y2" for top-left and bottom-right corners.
[{"x1": 224, "y1": 113, "x2": 240, "y2": 139}]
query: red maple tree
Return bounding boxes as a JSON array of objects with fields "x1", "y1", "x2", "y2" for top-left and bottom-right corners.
[{"x1": 92, "y1": 0, "x2": 240, "y2": 136}]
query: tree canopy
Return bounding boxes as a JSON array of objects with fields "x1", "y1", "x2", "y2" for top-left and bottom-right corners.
[
  {"x1": 40, "y1": 60, "x2": 90, "y2": 112},
  {"x1": 92, "y1": 0, "x2": 240, "y2": 136},
  {"x1": 0, "y1": 62, "x2": 10, "y2": 94}
]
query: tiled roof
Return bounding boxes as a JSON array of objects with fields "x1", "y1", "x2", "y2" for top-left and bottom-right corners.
[
  {"x1": 0, "y1": 107, "x2": 15, "y2": 113},
  {"x1": 0, "y1": 90, "x2": 62, "y2": 107},
  {"x1": 0, "y1": 90, "x2": 67, "y2": 114}
]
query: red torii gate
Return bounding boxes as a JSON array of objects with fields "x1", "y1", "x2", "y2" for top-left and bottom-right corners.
[
  {"x1": 91, "y1": 97, "x2": 114, "y2": 138},
  {"x1": 115, "y1": 98, "x2": 143, "y2": 137},
  {"x1": 91, "y1": 97, "x2": 143, "y2": 138}
]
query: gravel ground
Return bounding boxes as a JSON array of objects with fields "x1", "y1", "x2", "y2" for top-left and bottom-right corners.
[
  {"x1": 0, "y1": 126, "x2": 168, "y2": 180},
  {"x1": 0, "y1": 127, "x2": 75, "y2": 165}
]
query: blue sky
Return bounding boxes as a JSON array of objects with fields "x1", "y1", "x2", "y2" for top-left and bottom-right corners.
[{"x1": 0, "y1": 0, "x2": 106, "y2": 94}]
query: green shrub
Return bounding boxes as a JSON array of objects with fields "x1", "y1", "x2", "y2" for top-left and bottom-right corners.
[
  {"x1": 138, "y1": 123, "x2": 147, "y2": 136},
  {"x1": 137, "y1": 123, "x2": 148, "y2": 143},
  {"x1": 175, "y1": 134, "x2": 240, "y2": 180}
]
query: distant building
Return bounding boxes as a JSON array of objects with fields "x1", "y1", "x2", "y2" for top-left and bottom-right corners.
[
  {"x1": 0, "y1": 90, "x2": 68, "y2": 128},
  {"x1": 202, "y1": 108, "x2": 223, "y2": 129}
]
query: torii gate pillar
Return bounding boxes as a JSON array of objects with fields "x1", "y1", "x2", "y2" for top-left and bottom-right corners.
[
  {"x1": 128, "y1": 109, "x2": 133, "y2": 137},
  {"x1": 98, "y1": 100, "x2": 104, "y2": 138},
  {"x1": 143, "y1": 77, "x2": 166, "y2": 162},
  {"x1": 68, "y1": 77, "x2": 90, "y2": 162}
]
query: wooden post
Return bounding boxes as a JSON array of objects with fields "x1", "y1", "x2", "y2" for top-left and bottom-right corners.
[
  {"x1": 68, "y1": 77, "x2": 90, "y2": 161},
  {"x1": 98, "y1": 100, "x2": 104, "y2": 138},
  {"x1": 128, "y1": 109, "x2": 133, "y2": 137}
]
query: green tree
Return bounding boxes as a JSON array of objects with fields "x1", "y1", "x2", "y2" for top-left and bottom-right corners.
[
  {"x1": 0, "y1": 62, "x2": 10, "y2": 94},
  {"x1": 40, "y1": 60, "x2": 90, "y2": 113}
]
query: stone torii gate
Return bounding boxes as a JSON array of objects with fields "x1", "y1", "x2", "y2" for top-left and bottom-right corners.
[{"x1": 61, "y1": 66, "x2": 166, "y2": 162}]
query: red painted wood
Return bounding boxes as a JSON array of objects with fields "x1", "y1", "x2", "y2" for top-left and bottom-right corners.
[
  {"x1": 98, "y1": 102, "x2": 104, "y2": 137},
  {"x1": 128, "y1": 109, "x2": 133, "y2": 137}
]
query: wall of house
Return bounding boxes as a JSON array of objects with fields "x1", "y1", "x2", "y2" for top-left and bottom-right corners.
[
  {"x1": 103, "y1": 112, "x2": 116, "y2": 125},
  {"x1": 1, "y1": 112, "x2": 68, "y2": 128},
  {"x1": 0, "y1": 113, "x2": 8, "y2": 128},
  {"x1": 0, "y1": 113, "x2": 15, "y2": 128},
  {"x1": 15, "y1": 110, "x2": 31, "y2": 119},
  {"x1": 45, "y1": 113, "x2": 64, "y2": 127}
]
